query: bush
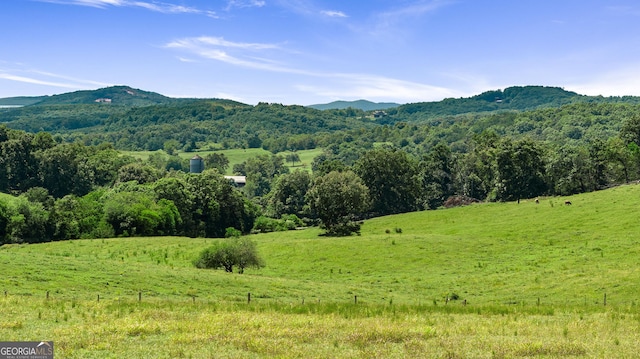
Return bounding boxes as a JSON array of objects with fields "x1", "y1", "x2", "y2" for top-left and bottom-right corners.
[
  {"x1": 194, "y1": 237, "x2": 265, "y2": 274},
  {"x1": 252, "y1": 215, "x2": 303, "y2": 233}
]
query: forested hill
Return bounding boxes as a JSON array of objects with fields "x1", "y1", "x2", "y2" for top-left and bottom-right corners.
[
  {"x1": 3, "y1": 85, "x2": 640, "y2": 152},
  {"x1": 308, "y1": 99, "x2": 400, "y2": 111},
  {"x1": 29, "y1": 86, "x2": 181, "y2": 106},
  {"x1": 387, "y1": 86, "x2": 582, "y2": 121}
]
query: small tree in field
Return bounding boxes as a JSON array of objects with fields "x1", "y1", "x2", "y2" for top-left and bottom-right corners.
[{"x1": 194, "y1": 237, "x2": 265, "y2": 274}]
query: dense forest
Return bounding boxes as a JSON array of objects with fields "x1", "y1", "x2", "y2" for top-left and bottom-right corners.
[{"x1": 2, "y1": 85, "x2": 640, "y2": 243}]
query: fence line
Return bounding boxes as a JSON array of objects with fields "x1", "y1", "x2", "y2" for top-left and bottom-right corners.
[{"x1": 0, "y1": 289, "x2": 624, "y2": 310}]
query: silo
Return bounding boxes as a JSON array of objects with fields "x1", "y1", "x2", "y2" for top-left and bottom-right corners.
[{"x1": 190, "y1": 154, "x2": 205, "y2": 173}]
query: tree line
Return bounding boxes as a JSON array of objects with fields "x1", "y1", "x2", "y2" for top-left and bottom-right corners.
[{"x1": 2, "y1": 104, "x2": 640, "y2": 243}]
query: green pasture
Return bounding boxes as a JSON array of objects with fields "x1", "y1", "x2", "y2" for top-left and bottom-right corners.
[
  {"x1": 2, "y1": 183, "x2": 640, "y2": 357},
  {"x1": 121, "y1": 147, "x2": 321, "y2": 174}
]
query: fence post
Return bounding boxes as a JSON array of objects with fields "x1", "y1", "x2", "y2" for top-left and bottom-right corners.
[
  {"x1": 537, "y1": 297, "x2": 540, "y2": 306},
  {"x1": 354, "y1": 295, "x2": 357, "y2": 304},
  {"x1": 604, "y1": 293, "x2": 607, "y2": 306},
  {"x1": 138, "y1": 291, "x2": 142, "y2": 302},
  {"x1": 97, "y1": 294, "x2": 100, "y2": 302},
  {"x1": 46, "y1": 291, "x2": 49, "y2": 300},
  {"x1": 302, "y1": 297, "x2": 304, "y2": 305},
  {"x1": 247, "y1": 292, "x2": 251, "y2": 304}
]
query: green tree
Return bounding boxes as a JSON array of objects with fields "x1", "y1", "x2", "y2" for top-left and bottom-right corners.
[
  {"x1": 116, "y1": 163, "x2": 162, "y2": 184},
  {"x1": 36, "y1": 143, "x2": 94, "y2": 198},
  {"x1": 0, "y1": 199, "x2": 11, "y2": 244},
  {"x1": 103, "y1": 187, "x2": 180, "y2": 237},
  {"x1": 194, "y1": 237, "x2": 265, "y2": 273},
  {"x1": 545, "y1": 145, "x2": 592, "y2": 195},
  {"x1": 186, "y1": 170, "x2": 258, "y2": 237},
  {"x1": 285, "y1": 152, "x2": 300, "y2": 167},
  {"x1": 7, "y1": 197, "x2": 51, "y2": 243},
  {"x1": 605, "y1": 137, "x2": 635, "y2": 183},
  {"x1": 234, "y1": 154, "x2": 289, "y2": 198},
  {"x1": 306, "y1": 170, "x2": 370, "y2": 236},
  {"x1": 353, "y1": 147, "x2": 420, "y2": 215},
  {"x1": 266, "y1": 170, "x2": 311, "y2": 218},
  {"x1": 153, "y1": 176, "x2": 195, "y2": 236},
  {"x1": 204, "y1": 153, "x2": 230, "y2": 173},
  {"x1": 1, "y1": 132, "x2": 38, "y2": 192},
  {"x1": 420, "y1": 143, "x2": 456, "y2": 209},
  {"x1": 493, "y1": 138, "x2": 547, "y2": 202}
]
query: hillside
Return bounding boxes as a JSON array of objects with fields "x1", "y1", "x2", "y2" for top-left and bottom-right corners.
[
  {"x1": 2, "y1": 184, "x2": 640, "y2": 357},
  {"x1": 1, "y1": 183, "x2": 638, "y2": 305},
  {"x1": 31, "y1": 85, "x2": 181, "y2": 106},
  {"x1": 2, "y1": 85, "x2": 640, "y2": 152},
  {"x1": 308, "y1": 99, "x2": 400, "y2": 111}
]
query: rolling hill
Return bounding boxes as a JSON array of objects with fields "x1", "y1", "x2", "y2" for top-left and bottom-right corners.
[
  {"x1": 308, "y1": 99, "x2": 401, "y2": 111},
  {"x1": 1, "y1": 183, "x2": 639, "y2": 357},
  {"x1": 1, "y1": 183, "x2": 638, "y2": 305}
]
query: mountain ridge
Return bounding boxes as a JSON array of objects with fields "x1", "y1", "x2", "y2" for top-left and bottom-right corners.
[{"x1": 308, "y1": 99, "x2": 401, "y2": 111}]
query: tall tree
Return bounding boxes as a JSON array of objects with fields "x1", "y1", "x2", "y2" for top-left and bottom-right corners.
[
  {"x1": 266, "y1": 170, "x2": 311, "y2": 218},
  {"x1": 420, "y1": 143, "x2": 456, "y2": 209},
  {"x1": 494, "y1": 138, "x2": 547, "y2": 202},
  {"x1": 354, "y1": 147, "x2": 421, "y2": 215},
  {"x1": 306, "y1": 170, "x2": 370, "y2": 236}
]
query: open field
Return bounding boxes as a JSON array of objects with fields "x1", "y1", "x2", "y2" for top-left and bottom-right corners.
[
  {"x1": 121, "y1": 148, "x2": 321, "y2": 174},
  {"x1": 2, "y1": 183, "x2": 640, "y2": 357}
]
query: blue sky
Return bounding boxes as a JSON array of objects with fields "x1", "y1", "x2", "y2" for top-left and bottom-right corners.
[{"x1": 2, "y1": 0, "x2": 640, "y2": 105}]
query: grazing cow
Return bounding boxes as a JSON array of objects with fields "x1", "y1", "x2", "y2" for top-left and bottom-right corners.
[{"x1": 565, "y1": 200, "x2": 572, "y2": 205}]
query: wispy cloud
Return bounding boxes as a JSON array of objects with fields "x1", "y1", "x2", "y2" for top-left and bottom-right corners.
[
  {"x1": 225, "y1": 0, "x2": 266, "y2": 11},
  {"x1": 369, "y1": 0, "x2": 454, "y2": 35},
  {"x1": 321, "y1": 10, "x2": 347, "y2": 18},
  {"x1": 165, "y1": 36, "x2": 296, "y2": 73},
  {"x1": 36, "y1": 0, "x2": 218, "y2": 17},
  {"x1": 296, "y1": 74, "x2": 463, "y2": 103},
  {"x1": 0, "y1": 67, "x2": 111, "y2": 90},
  {"x1": 164, "y1": 35, "x2": 462, "y2": 103}
]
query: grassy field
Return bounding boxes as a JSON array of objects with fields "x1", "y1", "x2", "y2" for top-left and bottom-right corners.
[
  {"x1": 2, "y1": 184, "x2": 640, "y2": 357},
  {"x1": 121, "y1": 148, "x2": 321, "y2": 174}
]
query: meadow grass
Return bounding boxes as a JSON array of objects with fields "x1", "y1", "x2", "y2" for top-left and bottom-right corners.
[
  {"x1": 2, "y1": 183, "x2": 640, "y2": 357},
  {"x1": 120, "y1": 148, "x2": 321, "y2": 174}
]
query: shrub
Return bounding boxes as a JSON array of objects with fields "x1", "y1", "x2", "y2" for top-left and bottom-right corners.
[
  {"x1": 252, "y1": 215, "x2": 303, "y2": 233},
  {"x1": 194, "y1": 237, "x2": 265, "y2": 274}
]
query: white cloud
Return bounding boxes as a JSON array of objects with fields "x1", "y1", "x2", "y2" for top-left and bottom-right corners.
[
  {"x1": 37, "y1": 0, "x2": 217, "y2": 17},
  {"x1": 164, "y1": 35, "x2": 465, "y2": 103},
  {"x1": 0, "y1": 67, "x2": 111, "y2": 90},
  {"x1": 0, "y1": 73, "x2": 79, "y2": 88},
  {"x1": 296, "y1": 74, "x2": 463, "y2": 103},
  {"x1": 225, "y1": 0, "x2": 266, "y2": 11},
  {"x1": 165, "y1": 36, "x2": 296, "y2": 72},
  {"x1": 321, "y1": 10, "x2": 347, "y2": 18},
  {"x1": 566, "y1": 65, "x2": 640, "y2": 97}
]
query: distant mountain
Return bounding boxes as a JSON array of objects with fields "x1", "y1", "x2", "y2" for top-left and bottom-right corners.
[
  {"x1": 392, "y1": 86, "x2": 587, "y2": 120},
  {"x1": 308, "y1": 99, "x2": 401, "y2": 111},
  {"x1": 0, "y1": 86, "x2": 185, "y2": 107}
]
